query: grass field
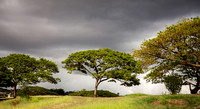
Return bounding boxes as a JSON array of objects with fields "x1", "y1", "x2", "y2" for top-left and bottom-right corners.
[{"x1": 0, "y1": 94, "x2": 200, "y2": 109}]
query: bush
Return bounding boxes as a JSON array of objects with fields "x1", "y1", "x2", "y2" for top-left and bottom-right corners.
[
  {"x1": 164, "y1": 73, "x2": 183, "y2": 94},
  {"x1": 18, "y1": 86, "x2": 58, "y2": 96},
  {"x1": 69, "y1": 89, "x2": 119, "y2": 97},
  {"x1": 126, "y1": 93, "x2": 149, "y2": 97},
  {"x1": 65, "y1": 91, "x2": 74, "y2": 95},
  {"x1": 49, "y1": 89, "x2": 65, "y2": 95}
]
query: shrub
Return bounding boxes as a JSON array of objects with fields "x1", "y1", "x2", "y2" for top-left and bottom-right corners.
[
  {"x1": 69, "y1": 89, "x2": 119, "y2": 97},
  {"x1": 65, "y1": 91, "x2": 74, "y2": 95},
  {"x1": 126, "y1": 93, "x2": 149, "y2": 97},
  {"x1": 49, "y1": 89, "x2": 65, "y2": 95},
  {"x1": 164, "y1": 74, "x2": 182, "y2": 94},
  {"x1": 18, "y1": 86, "x2": 58, "y2": 96}
]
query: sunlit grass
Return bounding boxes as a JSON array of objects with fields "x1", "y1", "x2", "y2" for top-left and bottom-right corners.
[
  {"x1": 0, "y1": 96, "x2": 72, "y2": 109},
  {"x1": 66, "y1": 97, "x2": 126, "y2": 109},
  {"x1": 127, "y1": 94, "x2": 200, "y2": 109}
]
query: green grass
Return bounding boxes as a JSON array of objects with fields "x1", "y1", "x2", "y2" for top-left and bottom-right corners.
[
  {"x1": 0, "y1": 96, "x2": 72, "y2": 109},
  {"x1": 67, "y1": 97, "x2": 127, "y2": 109},
  {"x1": 127, "y1": 94, "x2": 200, "y2": 109},
  {"x1": 0, "y1": 94, "x2": 200, "y2": 109}
]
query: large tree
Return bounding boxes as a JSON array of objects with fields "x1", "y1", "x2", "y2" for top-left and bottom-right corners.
[
  {"x1": 0, "y1": 54, "x2": 60, "y2": 98},
  {"x1": 62, "y1": 48, "x2": 142, "y2": 97},
  {"x1": 133, "y1": 17, "x2": 200, "y2": 94}
]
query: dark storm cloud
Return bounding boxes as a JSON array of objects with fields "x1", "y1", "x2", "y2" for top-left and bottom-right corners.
[{"x1": 0, "y1": 0, "x2": 199, "y2": 53}]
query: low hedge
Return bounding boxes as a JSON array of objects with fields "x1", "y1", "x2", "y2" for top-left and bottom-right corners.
[
  {"x1": 18, "y1": 86, "x2": 58, "y2": 96},
  {"x1": 69, "y1": 89, "x2": 119, "y2": 97}
]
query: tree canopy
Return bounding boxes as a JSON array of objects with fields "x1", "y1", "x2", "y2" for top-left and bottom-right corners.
[
  {"x1": 133, "y1": 17, "x2": 200, "y2": 93},
  {"x1": 0, "y1": 54, "x2": 60, "y2": 98},
  {"x1": 0, "y1": 58, "x2": 13, "y2": 87},
  {"x1": 62, "y1": 48, "x2": 142, "y2": 97}
]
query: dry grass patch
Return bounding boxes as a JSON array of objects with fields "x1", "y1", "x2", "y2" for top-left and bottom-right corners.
[{"x1": 151, "y1": 99, "x2": 187, "y2": 108}]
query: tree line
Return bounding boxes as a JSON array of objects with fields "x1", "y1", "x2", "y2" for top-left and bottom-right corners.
[{"x1": 0, "y1": 16, "x2": 199, "y2": 97}]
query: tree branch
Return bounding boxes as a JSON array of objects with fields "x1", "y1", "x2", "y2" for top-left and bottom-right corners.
[
  {"x1": 146, "y1": 52, "x2": 200, "y2": 68},
  {"x1": 79, "y1": 63, "x2": 97, "y2": 78},
  {"x1": 100, "y1": 78, "x2": 109, "y2": 83},
  {"x1": 150, "y1": 39, "x2": 200, "y2": 67},
  {"x1": 97, "y1": 78, "x2": 109, "y2": 86}
]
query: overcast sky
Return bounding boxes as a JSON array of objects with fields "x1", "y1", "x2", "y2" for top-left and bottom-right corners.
[{"x1": 0, "y1": 0, "x2": 199, "y2": 95}]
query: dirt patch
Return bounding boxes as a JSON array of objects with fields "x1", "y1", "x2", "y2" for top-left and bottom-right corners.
[
  {"x1": 151, "y1": 101, "x2": 163, "y2": 106},
  {"x1": 168, "y1": 99, "x2": 186, "y2": 106},
  {"x1": 151, "y1": 99, "x2": 187, "y2": 107},
  {"x1": 47, "y1": 102, "x2": 74, "y2": 109}
]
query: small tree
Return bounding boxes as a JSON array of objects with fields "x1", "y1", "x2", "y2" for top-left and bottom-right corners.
[
  {"x1": 164, "y1": 74, "x2": 183, "y2": 94},
  {"x1": 0, "y1": 54, "x2": 60, "y2": 98},
  {"x1": 62, "y1": 48, "x2": 142, "y2": 97}
]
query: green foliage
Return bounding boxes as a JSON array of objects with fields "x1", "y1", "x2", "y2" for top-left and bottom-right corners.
[
  {"x1": 62, "y1": 48, "x2": 142, "y2": 96},
  {"x1": 62, "y1": 48, "x2": 142, "y2": 86},
  {"x1": 18, "y1": 86, "x2": 66, "y2": 96},
  {"x1": 0, "y1": 58, "x2": 13, "y2": 87},
  {"x1": 49, "y1": 88, "x2": 65, "y2": 95},
  {"x1": 133, "y1": 16, "x2": 200, "y2": 93},
  {"x1": 0, "y1": 54, "x2": 60, "y2": 97},
  {"x1": 1, "y1": 54, "x2": 60, "y2": 85},
  {"x1": 36, "y1": 58, "x2": 60, "y2": 84},
  {"x1": 163, "y1": 74, "x2": 183, "y2": 94},
  {"x1": 69, "y1": 89, "x2": 119, "y2": 97},
  {"x1": 18, "y1": 86, "x2": 58, "y2": 96},
  {"x1": 18, "y1": 84, "x2": 31, "y2": 99}
]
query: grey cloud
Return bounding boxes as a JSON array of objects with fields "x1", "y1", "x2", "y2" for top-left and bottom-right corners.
[{"x1": 1, "y1": 0, "x2": 200, "y2": 52}]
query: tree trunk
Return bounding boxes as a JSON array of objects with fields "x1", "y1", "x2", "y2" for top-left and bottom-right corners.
[
  {"x1": 13, "y1": 84, "x2": 17, "y2": 98},
  {"x1": 94, "y1": 79, "x2": 99, "y2": 97},
  {"x1": 189, "y1": 75, "x2": 200, "y2": 94},
  {"x1": 190, "y1": 87, "x2": 199, "y2": 94}
]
